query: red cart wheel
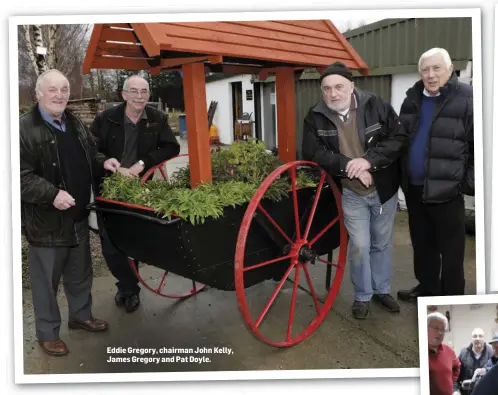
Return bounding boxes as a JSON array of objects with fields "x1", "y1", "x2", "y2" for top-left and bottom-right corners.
[
  {"x1": 140, "y1": 153, "x2": 190, "y2": 184},
  {"x1": 235, "y1": 161, "x2": 347, "y2": 347},
  {"x1": 128, "y1": 259, "x2": 207, "y2": 299},
  {"x1": 135, "y1": 154, "x2": 207, "y2": 298}
]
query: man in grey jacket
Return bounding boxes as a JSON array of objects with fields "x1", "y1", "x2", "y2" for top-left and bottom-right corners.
[{"x1": 453, "y1": 328, "x2": 493, "y2": 395}]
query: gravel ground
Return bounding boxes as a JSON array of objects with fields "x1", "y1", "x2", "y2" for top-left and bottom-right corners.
[{"x1": 21, "y1": 231, "x2": 110, "y2": 289}]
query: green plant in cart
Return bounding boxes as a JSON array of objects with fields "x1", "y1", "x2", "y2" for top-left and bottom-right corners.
[{"x1": 100, "y1": 140, "x2": 318, "y2": 225}]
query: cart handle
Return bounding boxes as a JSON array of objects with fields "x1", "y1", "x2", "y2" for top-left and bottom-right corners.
[{"x1": 87, "y1": 203, "x2": 181, "y2": 226}]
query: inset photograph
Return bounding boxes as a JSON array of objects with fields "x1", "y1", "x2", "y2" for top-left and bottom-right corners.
[{"x1": 418, "y1": 295, "x2": 498, "y2": 395}]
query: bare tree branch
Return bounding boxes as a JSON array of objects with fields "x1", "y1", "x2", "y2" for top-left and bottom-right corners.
[
  {"x1": 22, "y1": 25, "x2": 38, "y2": 78},
  {"x1": 46, "y1": 25, "x2": 58, "y2": 69}
]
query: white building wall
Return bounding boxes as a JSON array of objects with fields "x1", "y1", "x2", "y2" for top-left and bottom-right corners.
[
  {"x1": 391, "y1": 73, "x2": 420, "y2": 115},
  {"x1": 205, "y1": 74, "x2": 255, "y2": 145}
]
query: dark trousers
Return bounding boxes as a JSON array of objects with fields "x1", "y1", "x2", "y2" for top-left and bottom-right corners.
[
  {"x1": 28, "y1": 220, "x2": 93, "y2": 341},
  {"x1": 100, "y1": 227, "x2": 140, "y2": 296},
  {"x1": 405, "y1": 184, "x2": 466, "y2": 296}
]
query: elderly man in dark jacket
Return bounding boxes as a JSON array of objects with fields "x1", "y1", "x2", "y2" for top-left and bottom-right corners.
[
  {"x1": 397, "y1": 48, "x2": 474, "y2": 301},
  {"x1": 20, "y1": 69, "x2": 120, "y2": 357},
  {"x1": 90, "y1": 75, "x2": 180, "y2": 313},
  {"x1": 302, "y1": 62, "x2": 410, "y2": 319}
]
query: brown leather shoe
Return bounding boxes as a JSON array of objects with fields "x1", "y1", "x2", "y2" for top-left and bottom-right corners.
[
  {"x1": 38, "y1": 340, "x2": 69, "y2": 356},
  {"x1": 68, "y1": 317, "x2": 108, "y2": 332}
]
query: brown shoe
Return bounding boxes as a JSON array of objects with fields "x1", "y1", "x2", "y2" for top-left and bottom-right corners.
[
  {"x1": 68, "y1": 317, "x2": 108, "y2": 332},
  {"x1": 38, "y1": 340, "x2": 69, "y2": 356}
]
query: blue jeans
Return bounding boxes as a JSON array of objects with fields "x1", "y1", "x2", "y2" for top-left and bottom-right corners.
[{"x1": 341, "y1": 188, "x2": 397, "y2": 302}]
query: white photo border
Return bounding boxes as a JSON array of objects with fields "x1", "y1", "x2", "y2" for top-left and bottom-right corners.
[
  {"x1": 491, "y1": 5, "x2": 498, "y2": 293},
  {"x1": 9, "y1": 7, "x2": 484, "y2": 385}
]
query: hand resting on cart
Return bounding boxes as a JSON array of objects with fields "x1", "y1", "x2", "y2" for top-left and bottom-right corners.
[
  {"x1": 104, "y1": 158, "x2": 121, "y2": 173},
  {"x1": 117, "y1": 167, "x2": 138, "y2": 178}
]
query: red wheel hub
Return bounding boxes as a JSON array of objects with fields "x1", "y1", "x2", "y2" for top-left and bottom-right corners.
[{"x1": 234, "y1": 161, "x2": 347, "y2": 347}]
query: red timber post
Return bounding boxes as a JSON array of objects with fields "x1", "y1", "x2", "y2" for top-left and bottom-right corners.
[
  {"x1": 181, "y1": 62, "x2": 212, "y2": 187},
  {"x1": 275, "y1": 67, "x2": 297, "y2": 163}
]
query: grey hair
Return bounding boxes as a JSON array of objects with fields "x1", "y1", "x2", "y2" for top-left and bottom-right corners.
[
  {"x1": 418, "y1": 47, "x2": 452, "y2": 72},
  {"x1": 35, "y1": 69, "x2": 69, "y2": 101},
  {"x1": 427, "y1": 312, "x2": 449, "y2": 331},
  {"x1": 123, "y1": 74, "x2": 149, "y2": 91}
]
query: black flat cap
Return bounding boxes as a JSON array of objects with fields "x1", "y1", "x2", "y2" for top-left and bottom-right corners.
[{"x1": 320, "y1": 61, "x2": 353, "y2": 83}]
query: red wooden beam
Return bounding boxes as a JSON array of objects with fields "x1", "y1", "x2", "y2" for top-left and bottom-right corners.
[
  {"x1": 154, "y1": 24, "x2": 345, "y2": 59},
  {"x1": 275, "y1": 67, "x2": 296, "y2": 163},
  {"x1": 160, "y1": 56, "x2": 207, "y2": 69},
  {"x1": 324, "y1": 20, "x2": 370, "y2": 75},
  {"x1": 130, "y1": 23, "x2": 165, "y2": 56},
  {"x1": 89, "y1": 57, "x2": 152, "y2": 70},
  {"x1": 182, "y1": 62, "x2": 212, "y2": 187},
  {"x1": 82, "y1": 24, "x2": 104, "y2": 74},
  {"x1": 150, "y1": 66, "x2": 161, "y2": 76},
  {"x1": 208, "y1": 55, "x2": 223, "y2": 64},
  {"x1": 258, "y1": 69, "x2": 271, "y2": 81},
  {"x1": 99, "y1": 28, "x2": 138, "y2": 43},
  {"x1": 153, "y1": 35, "x2": 355, "y2": 68},
  {"x1": 171, "y1": 22, "x2": 344, "y2": 50}
]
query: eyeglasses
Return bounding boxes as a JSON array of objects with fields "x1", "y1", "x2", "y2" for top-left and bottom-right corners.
[
  {"x1": 124, "y1": 89, "x2": 150, "y2": 96},
  {"x1": 429, "y1": 325, "x2": 446, "y2": 334}
]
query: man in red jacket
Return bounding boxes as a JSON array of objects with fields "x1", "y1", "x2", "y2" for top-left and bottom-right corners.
[{"x1": 427, "y1": 311, "x2": 461, "y2": 395}]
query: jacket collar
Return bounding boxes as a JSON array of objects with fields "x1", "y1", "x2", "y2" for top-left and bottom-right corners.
[
  {"x1": 312, "y1": 88, "x2": 373, "y2": 118},
  {"x1": 31, "y1": 103, "x2": 80, "y2": 129},
  {"x1": 406, "y1": 72, "x2": 460, "y2": 102},
  {"x1": 429, "y1": 343, "x2": 444, "y2": 355},
  {"x1": 466, "y1": 342, "x2": 490, "y2": 356},
  {"x1": 108, "y1": 101, "x2": 150, "y2": 125}
]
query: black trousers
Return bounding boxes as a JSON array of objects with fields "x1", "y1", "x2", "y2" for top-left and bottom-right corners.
[
  {"x1": 405, "y1": 184, "x2": 466, "y2": 296},
  {"x1": 100, "y1": 227, "x2": 141, "y2": 296}
]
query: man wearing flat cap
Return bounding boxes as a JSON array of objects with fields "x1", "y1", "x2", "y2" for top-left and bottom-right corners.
[
  {"x1": 302, "y1": 62, "x2": 410, "y2": 319},
  {"x1": 484, "y1": 334, "x2": 498, "y2": 372}
]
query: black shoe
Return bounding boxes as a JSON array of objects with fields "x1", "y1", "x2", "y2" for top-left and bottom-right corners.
[
  {"x1": 352, "y1": 300, "x2": 370, "y2": 319},
  {"x1": 114, "y1": 291, "x2": 140, "y2": 313},
  {"x1": 397, "y1": 285, "x2": 427, "y2": 302},
  {"x1": 114, "y1": 291, "x2": 126, "y2": 306},
  {"x1": 372, "y1": 293, "x2": 401, "y2": 313},
  {"x1": 124, "y1": 294, "x2": 140, "y2": 313}
]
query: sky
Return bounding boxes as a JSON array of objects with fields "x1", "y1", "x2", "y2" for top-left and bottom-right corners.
[{"x1": 331, "y1": 18, "x2": 384, "y2": 32}]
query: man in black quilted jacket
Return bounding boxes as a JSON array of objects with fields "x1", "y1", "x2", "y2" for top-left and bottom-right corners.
[{"x1": 397, "y1": 48, "x2": 474, "y2": 301}]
